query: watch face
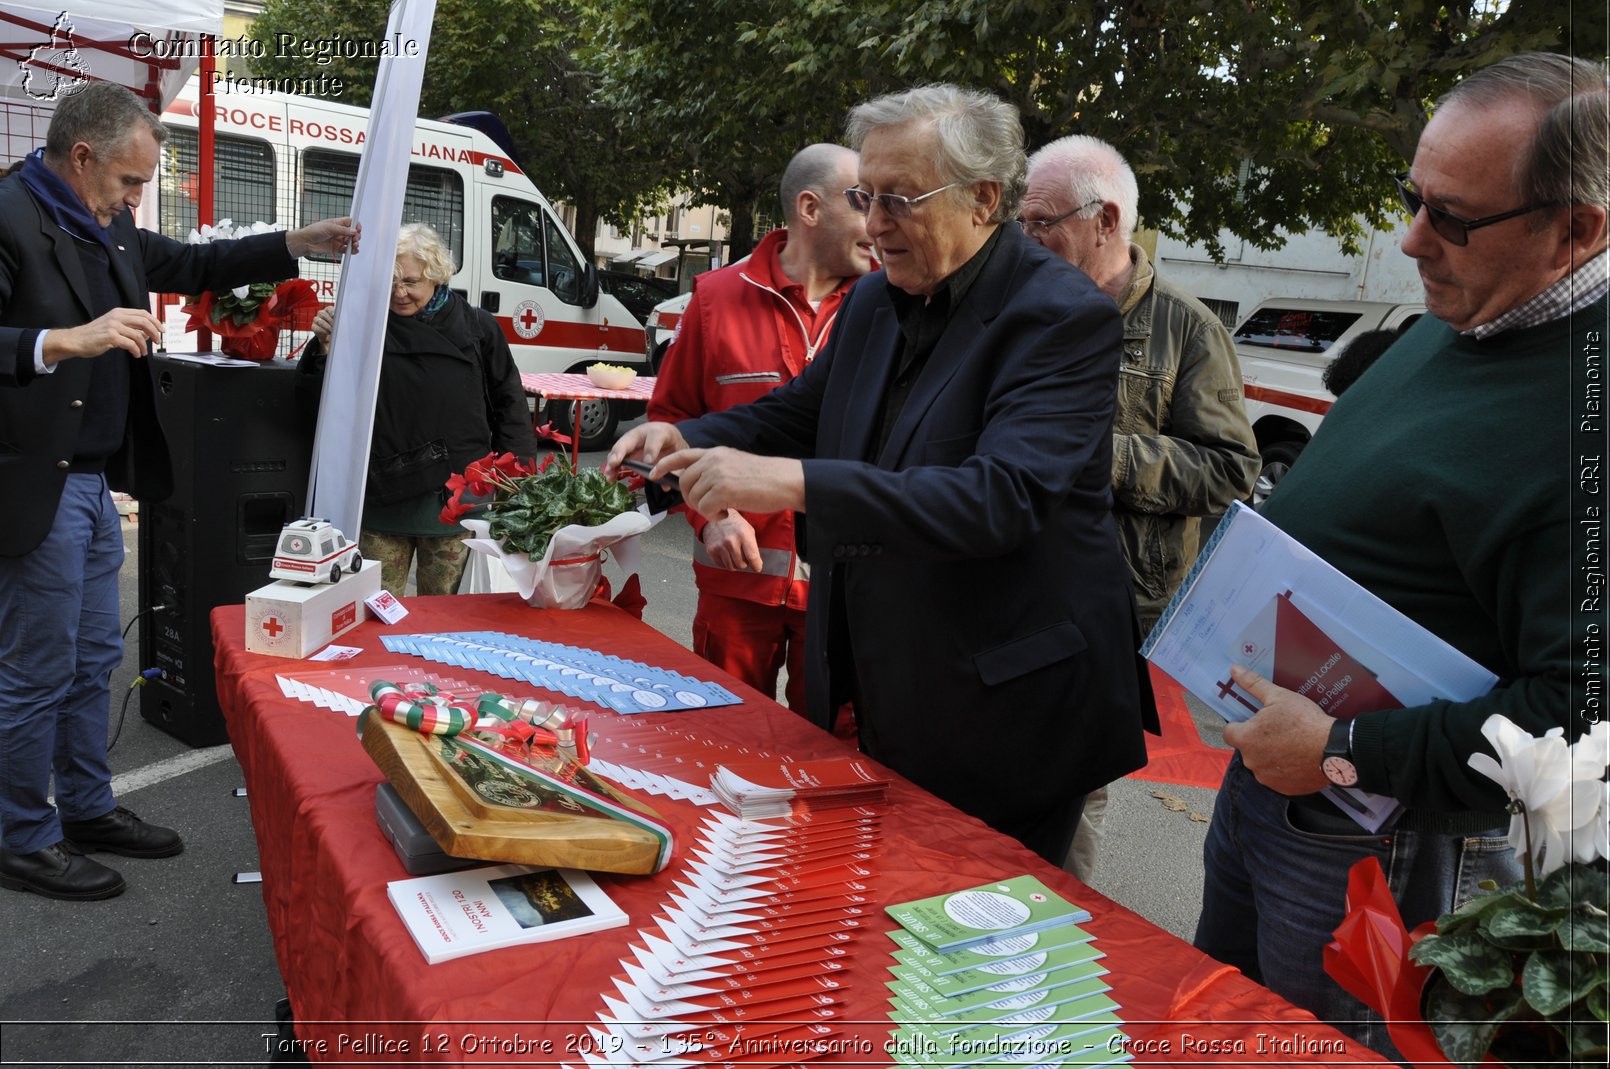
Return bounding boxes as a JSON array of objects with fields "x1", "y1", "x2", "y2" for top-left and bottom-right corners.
[{"x1": 1322, "y1": 756, "x2": 1359, "y2": 788}]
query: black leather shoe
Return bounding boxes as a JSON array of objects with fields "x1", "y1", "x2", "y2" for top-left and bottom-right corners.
[
  {"x1": 0, "y1": 842, "x2": 126, "y2": 900},
  {"x1": 62, "y1": 806, "x2": 184, "y2": 858}
]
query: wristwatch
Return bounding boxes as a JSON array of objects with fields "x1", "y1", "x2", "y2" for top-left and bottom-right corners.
[{"x1": 1321, "y1": 718, "x2": 1359, "y2": 787}]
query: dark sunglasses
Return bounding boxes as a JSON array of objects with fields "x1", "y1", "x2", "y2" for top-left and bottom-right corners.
[{"x1": 1393, "y1": 173, "x2": 1559, "y2": 247}]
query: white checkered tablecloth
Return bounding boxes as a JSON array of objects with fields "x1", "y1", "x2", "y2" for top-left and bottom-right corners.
[{"x1": 520, "y1": 372, "x2": 656, "y2": 402}]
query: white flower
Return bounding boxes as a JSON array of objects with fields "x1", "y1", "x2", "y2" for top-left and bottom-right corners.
[
  {"x1": 186, "y1": 219, "x2": 283, "y2": 245},
  {"x1": 1469, "y1": 715, "x2": 1610, "y2": 877},
  {"x1": 1565, "y1": 722, "x2": 1610, "y2": 864},
  {"x1": 231, "y1": 285, "x2": 251, "y2": 300},
  {"x1": 1568, "y1": 780, "x2": 1610, "y2": 864},
  {"x1": 1572, "y1": 720, "x2": 1609, "y2": 768}
]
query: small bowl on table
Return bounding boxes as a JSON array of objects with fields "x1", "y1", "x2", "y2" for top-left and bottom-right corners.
[{"x1": 586, "y1": 364, "x2": 637, "y2": 391}]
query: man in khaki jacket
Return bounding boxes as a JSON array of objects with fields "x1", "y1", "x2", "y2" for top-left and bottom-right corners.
[{"x1": 1023, "y1": 135, "x2": 1259, "y2": 881}]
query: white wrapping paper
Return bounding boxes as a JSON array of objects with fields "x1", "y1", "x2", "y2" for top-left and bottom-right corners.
[{"x1": 460, "y1": 506, "x2": 660, "y2": 609}]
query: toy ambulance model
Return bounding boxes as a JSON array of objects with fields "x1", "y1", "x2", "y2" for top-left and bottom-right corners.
[{"x1": 270, "y1": 519, "x2": 363, "y2": 584}]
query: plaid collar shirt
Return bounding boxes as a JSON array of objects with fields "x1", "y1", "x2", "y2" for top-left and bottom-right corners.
[{"x1": 1469, "y1": 248, "x2": 1610, "y2": 338}]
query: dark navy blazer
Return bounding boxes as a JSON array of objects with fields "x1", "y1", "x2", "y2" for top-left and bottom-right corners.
[
  {"x1": 682, "y1": 225, "x2": 1159, "y2": 836},
  {"x1": 0, "y1": 176, "x2": 295, "y2": 557}
]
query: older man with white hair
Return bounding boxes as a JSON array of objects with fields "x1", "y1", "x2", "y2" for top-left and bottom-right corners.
[
  {"x1": 611, "y1": 85, "x2": 1158, "y2": 863},
  {"x1": 1023, "y1": 135, "x2": 1258, "y2": 882}
]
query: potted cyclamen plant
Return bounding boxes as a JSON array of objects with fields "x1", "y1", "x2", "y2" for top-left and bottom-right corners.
[
  {"x1": 179, "y1": 220, "x2": 321, "y2": 361},
  {"x1": 1408, "y1": 715, "x2": 1608, "y2": 1068},
  {"x1": 442, "y1": 451, "x2": 656, "y2": 609}
]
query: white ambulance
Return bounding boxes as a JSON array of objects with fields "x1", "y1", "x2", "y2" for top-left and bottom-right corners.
[
  {"x1": 151, "y1": 82, "x2": 646, "y2": 450},
  {"x1": 1235, "y1": 297, "x2": 1425, "y2": 501}
]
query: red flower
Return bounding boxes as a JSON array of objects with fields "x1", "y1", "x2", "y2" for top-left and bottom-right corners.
[
  {"x1": 180, "y1": 278, "x2": 327, "y2": 362},
  {"x1": 488, "y1": 452, "x2": 535, "y2": 480},
  {"x1": 439, "y1": 493, "x2": 474, "y2": 526},
  {"x1": 439, "y1": 450, "x2": 567, "y2": 527},
  {"x1": 534, "y1": 420, "x2": 573, "y2": 448},
  {"x1": 264, "y1": 278, "x2": 322, "y2": 331}
]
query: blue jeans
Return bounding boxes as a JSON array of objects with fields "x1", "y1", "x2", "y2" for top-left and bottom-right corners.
[
  {"x1": 1194, "y1": 755, "x2": 1517, "y2": 1059},
  {"x1": 0, "y1": 474, "x2": 123, "y2": 853}
]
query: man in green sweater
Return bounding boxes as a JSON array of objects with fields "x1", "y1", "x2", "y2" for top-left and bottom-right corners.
[{"x1": 1193, "y1": 52, "x2": 1607, "y2": 1056}]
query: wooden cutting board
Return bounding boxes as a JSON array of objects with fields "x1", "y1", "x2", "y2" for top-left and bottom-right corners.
[{"x1": 361, "y1": 713, "x2": 670, "y2": 875}]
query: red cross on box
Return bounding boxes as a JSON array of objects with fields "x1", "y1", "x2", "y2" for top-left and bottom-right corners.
[{"x1": 262, "y1": 616, "x2": 284, "y2": 638}]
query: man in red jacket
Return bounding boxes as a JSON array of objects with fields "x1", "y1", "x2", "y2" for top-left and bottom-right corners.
[{"x1": 648, "y1": 144, "x2": 873, "y2": 714}]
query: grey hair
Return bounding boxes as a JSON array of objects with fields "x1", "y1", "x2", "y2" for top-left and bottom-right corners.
[
  {"x1": 395, "y1": 222, "x2": 457, "y2": 284},
  {"x1": 45, "y1": 81, "x2": 165, "y2": 163},
  {"x1": 779, "y1": 143, "x2": 857, "y2": 225},
  {"x1": 1026, "y1": 135, "x2": 1140, "y2": 242},
  {"x1": 846, "y1": 85, "x2": 1026, "y2": 224},
  {"x1": 1440, "y1": 52, "x2": 1609, "y2": 219}
]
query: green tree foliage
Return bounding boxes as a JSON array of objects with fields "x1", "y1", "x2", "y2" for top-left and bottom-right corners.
[
  {"x1": 596, "y1": 0, "x2": 1596, "y2": 258},
  {"x1": 249, "y1": 0, "x2": 675, "y2": 258},
  {"x1": 591, "y1": 0, "x2": 899, "y2": 259},
  {"x1": 248, "y1": 0, "x2": 1600, "y2": 263}
]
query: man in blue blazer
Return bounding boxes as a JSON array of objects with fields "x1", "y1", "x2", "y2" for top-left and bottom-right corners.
[
  {"x1": 611, "y1": 86, "x2": 1158, "y2": 863},
  {"x1": 0, "y1": 81, "x2": 357, "y2": 900}
]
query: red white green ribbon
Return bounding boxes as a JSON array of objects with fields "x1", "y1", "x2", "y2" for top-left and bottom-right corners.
[{"x1": 369, "y1": 680, "x2": 476, "y2": 736}]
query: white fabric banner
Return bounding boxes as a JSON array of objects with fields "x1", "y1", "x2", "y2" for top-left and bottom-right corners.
[
  {"x1": 306, "y1": 0, "x2": 437, "y2": 541},
  {"x1": 0, "y1": 1, "x2": 222, "y2": 111}
]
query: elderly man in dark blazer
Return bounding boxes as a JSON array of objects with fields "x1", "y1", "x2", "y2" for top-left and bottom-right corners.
[
  {"x1": 0, "y1": 81, "x2": 357, "y2": 901},
  {"x1": 611, "y1": 85, "x2": 1158, "y2": 863}
]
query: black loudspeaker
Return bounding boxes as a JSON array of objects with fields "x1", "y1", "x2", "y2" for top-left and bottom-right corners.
[{"x1": 138, "y1": 354, "x2": 311, "y2": 746}]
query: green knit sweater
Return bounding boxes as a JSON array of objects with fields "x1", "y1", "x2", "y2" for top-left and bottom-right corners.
[{"x1": 1262, "y1": 294, "x2": 1606, "y2": 818}]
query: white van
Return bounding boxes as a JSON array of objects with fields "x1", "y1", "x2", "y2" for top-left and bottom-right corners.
[
  {"x1": 1236, "y1": 298, "x2": 1425, "y2": 500},
  {"x1": 151, "y1": 83, "x2": 646, "y2": 450}
]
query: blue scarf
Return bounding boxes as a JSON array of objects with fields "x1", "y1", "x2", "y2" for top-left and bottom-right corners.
[
  {"x1": 19, "y1": 147, "x2": 115, "y2": 250},
  {"x1": 417, "y1": 284, "x2": 452, "y2": 321}
]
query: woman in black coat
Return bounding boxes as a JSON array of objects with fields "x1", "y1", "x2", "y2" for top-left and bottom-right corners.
[{"x1": 297, "y1": 223, "x2": 538, "y2": 596}]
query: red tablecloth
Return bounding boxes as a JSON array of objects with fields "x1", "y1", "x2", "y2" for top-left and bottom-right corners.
[{"x1": 212, "y1": 595, "x2": 1389, "y2": 1067}]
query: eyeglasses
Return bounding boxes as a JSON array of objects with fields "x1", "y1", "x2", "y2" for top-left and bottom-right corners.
[
  {"x1": 1017, "y1": 198, "x2": 1103, "y2": 238},
  {"x1": 1393, "y1": 173, "x2": 1558, "y2": 247},
  {"x1": 843, "y1": 183, "x2": 960, "y2": 219},
  {"x1": 392, "y1": 277, "x2": 427, "y2": 291}
]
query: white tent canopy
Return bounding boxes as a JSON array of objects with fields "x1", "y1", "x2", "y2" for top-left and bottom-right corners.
[{"x1": 0, "y1": 1, "x2": 221, "y2": 115}]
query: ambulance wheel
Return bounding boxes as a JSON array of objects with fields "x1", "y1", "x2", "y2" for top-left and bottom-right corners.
[
  {"x1": 330, "y1": 564, "x2": 342, "y2": 584},
  {"x1": 1252, "y1": 439, "x2": 1304, "y2": 506},
  {"x1": 546, "y1": 396, "x2": 619, "y2": 453}
]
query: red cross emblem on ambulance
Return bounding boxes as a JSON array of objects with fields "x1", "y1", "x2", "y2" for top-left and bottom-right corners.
[{"x1": 512, "y1": 300, "x2": 545, "y2": 339}]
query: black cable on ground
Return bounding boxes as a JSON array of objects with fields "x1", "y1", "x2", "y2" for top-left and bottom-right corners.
[{"x1": 111, "y1": 604, "x2": 166, "y2": 751}]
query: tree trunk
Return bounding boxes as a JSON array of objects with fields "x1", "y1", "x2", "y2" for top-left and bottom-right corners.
[
  {"x1": 570, "y1": 188, "x2": 599, "y2": 262},
  {"x1": 727, "y1": 195, "x2": 757, "y2": 261}
]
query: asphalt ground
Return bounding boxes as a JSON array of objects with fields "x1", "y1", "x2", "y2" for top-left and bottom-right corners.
[{"x1": 0, "y1": 433, "x2": 1231, "y2": 1068}]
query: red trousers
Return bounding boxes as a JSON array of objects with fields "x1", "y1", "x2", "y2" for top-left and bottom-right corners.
[{"x1": 692, "y1": 591, "x2": 807, "y2": 716}]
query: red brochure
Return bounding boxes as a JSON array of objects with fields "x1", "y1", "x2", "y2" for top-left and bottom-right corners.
[
  {"x1": 683, "y1": 868, "x2": 879, "y2": 911},
  {"x1": 686, "y1": 858, "x2": 880, "y2": 895},
  {"x1": 655, "y1": 911, "x2": 865, "y2": 960},
  {"x1": 638, "y1": 933, "x2": 855, "y2": 985},
  {"x1": 691, "y1": 843, "x2": 882, "y2": 875},
  {"x1": 615, "y1": 963, "x2": 853, "y2": 1018},
  {"x1": 601, "y1": 991, "x2": 841, "y2": 1042}
]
